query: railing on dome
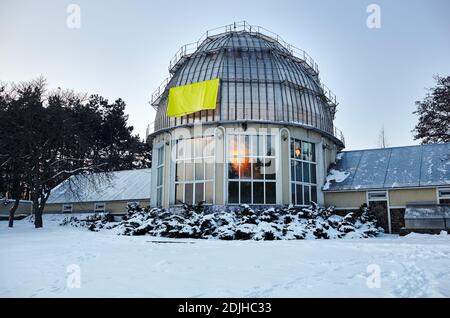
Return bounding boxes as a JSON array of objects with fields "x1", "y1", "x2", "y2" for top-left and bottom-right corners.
[
  {"x1": 333, "y1": 126, "x2": 345, "y2": 146},
  {"x1": 167, "y1": 21, "x2": 320, "y2": 76},
  {"x1": 150, "y1": 21, "x2": 338, "y2": 112}
]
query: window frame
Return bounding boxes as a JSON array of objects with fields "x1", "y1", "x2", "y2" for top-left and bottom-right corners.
[
  {"x1": 174, "y1": 135, "x2": 215, "y2": 205},
  {"x1": 367, "y1": 191, "x2": 388, "y2": 201},
  {"x1": 225, "y1": 131, "x2": 277, "y2": 205},
  {"x1": 438, "y1": 188, "x2": 450, "y2": 204},
  {"x1": 62, "y1": 204, "x2": 73, "y2": 213},
  {"x1": 155, "y1": 145, "x2": 165, "y2": 207},
  {"x1": 290, "y1": 138, "x2": 317, "y2": 206},
  {"x1": 94, "y1": 202, "x2": 106, "y2": 213}
]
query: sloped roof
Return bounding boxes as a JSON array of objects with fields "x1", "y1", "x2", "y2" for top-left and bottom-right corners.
[
  {"x1": 47, "y1": 169, "x2": 152, "y2": 204},
  {"x1": 324, "y1": 143, "x2": 450, "y2": 191}
]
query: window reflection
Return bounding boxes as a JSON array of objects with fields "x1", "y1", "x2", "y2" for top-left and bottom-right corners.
[{"x1": 227, "y1": 133, "x2": 277, "y2": 204}]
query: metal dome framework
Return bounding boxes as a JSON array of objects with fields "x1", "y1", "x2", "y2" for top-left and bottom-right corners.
[{"x1": 150, "y1": 21, "x2": 344, "y2": 146}]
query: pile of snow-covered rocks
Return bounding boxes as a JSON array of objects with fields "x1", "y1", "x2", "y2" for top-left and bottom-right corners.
[{"x1": 60, "y1": 203, "x2": 383, "y2": 240}]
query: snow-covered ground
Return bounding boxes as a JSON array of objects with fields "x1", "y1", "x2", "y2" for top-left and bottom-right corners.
[{"x1": 1, "y1": 215, "x2": 450, "y2": 298}]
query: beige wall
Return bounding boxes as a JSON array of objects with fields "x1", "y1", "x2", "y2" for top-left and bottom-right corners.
[
  {"x1": 325, "y1": 188, "x2": 439, "y2": 209},
  {"x1": 389, "y1": 188, "x2": 437, "y2": 206},
  {"x1": 324, "y1": 191, "x2": 366, "y2": 209},
  {"x1": 0, "y1": 200, "x2": 32, "y2": 216},
  {"x1": 44, "y1": 199, "x2": 149, "y2": 215}
]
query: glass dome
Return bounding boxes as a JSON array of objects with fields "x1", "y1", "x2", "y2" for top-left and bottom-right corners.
[{"x1": 151, "y1": 22, "x2": 341, "y2": 145}]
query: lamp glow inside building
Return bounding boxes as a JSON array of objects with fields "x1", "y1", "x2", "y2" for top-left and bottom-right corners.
[{"x1": 148, "y1": 21, "x2": 345, "y2": 208}]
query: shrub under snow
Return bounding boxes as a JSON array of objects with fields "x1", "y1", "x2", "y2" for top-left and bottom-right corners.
[{"x1": 60, "y1": 203, "x2": 383, "y2": 240}]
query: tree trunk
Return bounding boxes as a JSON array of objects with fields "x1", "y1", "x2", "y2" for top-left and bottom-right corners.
[
  {"x1": 34, "y1": 209, "x2": 43, "y2": 228},
  {"x1": 32, "y1": 198, "x2": 43, "y2": 228},
  {"x1": 8, "y1": 199, "x2": 20, "y2": 228}
]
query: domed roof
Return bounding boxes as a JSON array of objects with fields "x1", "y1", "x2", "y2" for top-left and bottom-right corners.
[{"x1": 151, "y1": 22, "x2": 342, "y2": 144}]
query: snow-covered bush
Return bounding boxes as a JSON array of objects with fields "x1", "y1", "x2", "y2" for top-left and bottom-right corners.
[
  {"x1": 60, "y1": 203, "x2": 383, "y2": 240},
  {"x1": 60, "y1": 213, "x2": 116, "y2": 231}
]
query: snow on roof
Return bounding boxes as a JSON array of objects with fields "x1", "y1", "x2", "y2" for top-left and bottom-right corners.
[
  {"x1": 323, "y1": 143, "x2": 450, "y2": 191},
  {"x1": 47, "y1": 169, "x2": 152, "y2": 204}
]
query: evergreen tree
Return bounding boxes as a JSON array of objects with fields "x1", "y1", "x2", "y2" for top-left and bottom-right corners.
[
  {"x1": 413, "y1": 75, "x2": 450, "y2": 144},
  {"x1": 0, "y1": 78, "x2": 151, "y2": 228}
]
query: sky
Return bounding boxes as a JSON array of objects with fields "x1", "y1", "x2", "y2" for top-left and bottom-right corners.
[{"x1": 1, "y1": 0, "x2": 449, "y2": 150}]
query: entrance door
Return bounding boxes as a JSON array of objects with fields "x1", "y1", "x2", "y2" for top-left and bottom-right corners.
[{"x1": 367, "y1": 191, "x2": 390, "y2": 233}]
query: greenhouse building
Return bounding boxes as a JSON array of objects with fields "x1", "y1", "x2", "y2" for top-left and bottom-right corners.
[{"x1": 148, "y1": 22, "x2": 345, "y2": 208}]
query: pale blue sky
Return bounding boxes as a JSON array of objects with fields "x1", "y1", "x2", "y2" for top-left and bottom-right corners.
[{"x1": 1, "y1": 0, "x2": 449, "y2": 150}]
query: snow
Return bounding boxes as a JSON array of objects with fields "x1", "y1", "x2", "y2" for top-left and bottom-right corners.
[
  {"x1": 47, "y1": 169, "x2": 151, "y2": 204},
  {"x1": 325, "y1": 143, "x2": 450, "y2": 191},
  {"x1": 323, "y1": 169, "x2": 350, "y2": 190},
  {"x1": 1, "y1": 216, "x2": 450, "y2": 297}
]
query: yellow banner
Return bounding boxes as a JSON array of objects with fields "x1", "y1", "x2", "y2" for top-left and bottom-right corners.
[{"x1": 167, "y1": 78, "x2": 220, "y2": 117}]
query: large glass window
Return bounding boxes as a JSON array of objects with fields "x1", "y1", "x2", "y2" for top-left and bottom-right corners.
[
  {"x1": 227, "y1": 133, "x2": 277, "y2": 204},
  {"x1": 175, "y1": 136, "x2": 214, "y2": 205},
  {"x1": 290, "y1": 139, "x2": 317, "y2": 205}
]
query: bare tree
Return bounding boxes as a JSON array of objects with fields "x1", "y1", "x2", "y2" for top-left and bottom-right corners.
[{"x1": 378, "y1": 126, "x2": 389, "y2": 148}]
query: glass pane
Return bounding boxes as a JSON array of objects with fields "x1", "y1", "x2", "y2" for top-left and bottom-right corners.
[
  {"x1": 185, "y1": 138, "x2": 193, "y2": 159},
  {"x1": 294, "y1": 141, "x2": 301, "y2": 159},
  {"x1": 265, "y1": 182, "x2": 276, "y2": 204},
  {"x1": 195, "y1": 183, "x2": 204, "y2": 203},
  {"x1": 252, "y1": 135, "x2": 264, "y2": 157},
  {"x1": 303, "y1": 185, "x2": 310, "y2": 205},
  {"x1": 195, "y1": 159, "x2": 204, "y2": 180},
  {"x1": 205, "y1": 182, "x2": 213, "y2": 203},
  {"x1": 264, "y1": 158, "x2": 276, "y2": 180},
  {"x1": 266, "y1": 135, "x2": 275, "y2": 156},
  {"x1": 303, "y1": 162, "x2": 310, "y2": 183},
  {"x1": 240, "y1": 182, "x2": 251, "y2": 203},
  {"x1": 175, "y1": 184, "x2": 184, "y2": 204},
  {"x1": 195, "y1": 138, "x2": 203, "y2": 158},
  {"x1": 240, "y1": 135, "x2": 250, "y2": 156},
  {"x1": 302, "y1": 142, "x2": 312, "y2": 161},
  {"x1": 176, "y1": 140, "x2": 184, "y2": 159},
  {"x1": 253, "y1": 182, "x2": 264, "y2": 204},
  {"x1": 310, "y1": 163, "x2": 317, "y2": 184},
  {"x1": 158, "y1": 148, "x2": 164, "y2": 165},
  {"x1": 204, "y1": 136, "x2": 214, "y2": 157},
  {"x1": 291, "y1": 161, "x2": 295, "y2": 181},
  {"x1": 228, "y1": 159, "x2": 239, "y2": 179},
  {"x1": 176, "y1": 161, "x2": 184, "y2": 182},
  {"x1": 291, "y1": 183, "x2": 296, "y2": 204},
  {"x1": 185, "y1": 162, "x2": 194, "y2": 181},
  {"x1": 290, "y1": 140, "x2": 295, "y2": 158},
  {"x1": 157, "y1": 167, "x2": 163, "y2": 186},
  {"x1": 229, "y1": 135, "x2": 238, "y2": 157},
  {"x1": 296, "y1": 184, "x2": 303, "y2": 205},
  {"x1": 252, "y1": 158, "x2": 264, "y2": 179},
  {"x1": 185, "y1": 183, "x2": 193, "y2": 205},
  {"x1": 157, "y1": 188, "x2": 162, "y2": 206},
  {"x1": 295, "y1": 161, "x2": 302, "y2": 182},
  {"x1": 205, "y1": 162, "x2": 214, "y2": 180},
  {"x1": 239, "y1": 157, "x2": 251, "y2": 179},
  {"x1": 228, "y1": 181, "x2": 239, "y2": 203},
  {"x1": 311, "y1": 186, "x2": 317, "y2": 204},
  {"x1": 311, "y1": 143, "x2": 316, "y2": 162}
]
